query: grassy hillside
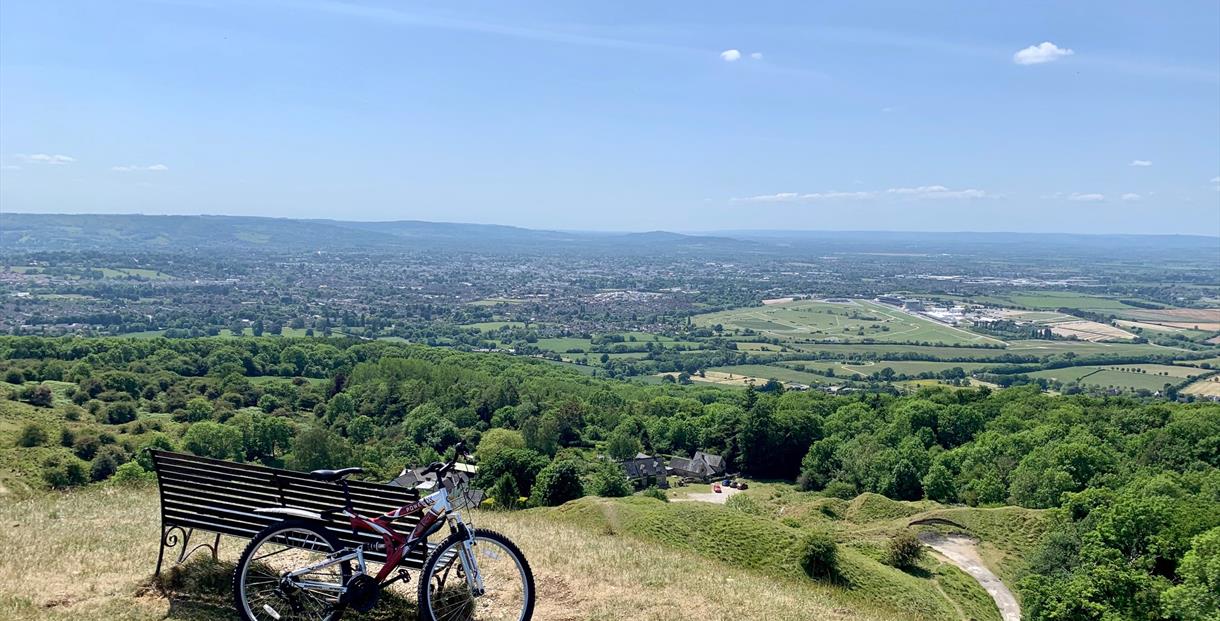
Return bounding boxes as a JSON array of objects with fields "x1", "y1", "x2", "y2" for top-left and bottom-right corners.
[{"x1": 2, "y1": 485, "x2": 925, "y2": 621}]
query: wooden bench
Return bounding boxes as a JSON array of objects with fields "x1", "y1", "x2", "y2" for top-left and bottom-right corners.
[{"x1": 149, "y1": 450, "x2": 428, "y2": 575}]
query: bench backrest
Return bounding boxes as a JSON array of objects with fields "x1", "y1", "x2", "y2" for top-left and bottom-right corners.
[{"x1": 150, "y1": 450, "x2": 426, "y2": 566}]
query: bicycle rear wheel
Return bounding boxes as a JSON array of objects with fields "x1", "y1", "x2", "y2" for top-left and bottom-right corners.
[
  {"x1": 233, "y1": 519, "x2": 352, "y2": 621},
  {"x1": 417, "y1": 528, "x2": 534, "y2": 621}
]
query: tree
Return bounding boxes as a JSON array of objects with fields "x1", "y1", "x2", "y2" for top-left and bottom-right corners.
[
  {"x1": 883, "y1": 460, "x2": 923, "y2": 501},
  {"x1": 490, "y1": 473, "x2": 520, "y2": 510},
  {"x1": 346, "y1": 415, "x2": 375, "y2": 444},
  {"x1": 1162, "y1": 527, "x2": 1220, "y2": 620},
  {"x1": 286, "y1": 427, "x2": 354, "y2": 472},
  {"x1": 605, "y1": 427, "x2": 642, "y2": 460},
  {"x1": 182, "y1": 397, "x2": 213, "y2": 422},
  {"x1": 475, "y1": 448, "x2": 549, "y2": 498},
  {"x1": 90, "y1": 446, "x2": 126, "y2": 481},
  {"x1": 475, "y1": 428, "x2": 525, "y2": 462},
  {"x1": 529, "y1": 460, "x2": 584, "y2": 507},
  {"x1": 231, "y1": 411, "x2": 294, "y2": 461},
  {"x1": 922, "y1": 461, "x2": 957, "y2": 503},
  {"x1": 587, "y1": 461, "x2": 631, "y2": 497},
  {"x1": 183, "y1": 421, "x2": 243, "y2": 460}
]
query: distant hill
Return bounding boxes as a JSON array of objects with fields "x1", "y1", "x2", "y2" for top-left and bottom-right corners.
[{"x1": 0, "y1": 213, "x2": 750, "y2": 255}]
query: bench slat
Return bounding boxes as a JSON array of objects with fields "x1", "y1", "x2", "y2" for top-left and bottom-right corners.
[{"x1": 151, "y1": 450, "x2": 428, "y2": 568}]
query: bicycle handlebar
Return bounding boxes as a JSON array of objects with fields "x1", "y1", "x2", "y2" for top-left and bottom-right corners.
[{"x1": 419, "y1": 441, "x2": 470, "y2": 480}]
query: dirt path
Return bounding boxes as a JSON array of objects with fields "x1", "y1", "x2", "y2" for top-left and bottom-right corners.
[{"x1": 918, "y1": 532, "x2": 1020, "y2": 621}]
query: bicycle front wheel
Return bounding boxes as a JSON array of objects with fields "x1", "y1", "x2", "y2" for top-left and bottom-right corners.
[
  {"x1": 233, "y1": 519, "x2": 352, "y2": 621},
  {"x1": 417, "y1": 528, "x2": 535, "y2": 621}
]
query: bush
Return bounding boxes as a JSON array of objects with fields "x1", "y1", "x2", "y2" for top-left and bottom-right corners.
[
  {"x1": 43, "y1": 455, "x2": 89, "y2": 489},
  {"x1": 111, "y1": 461, "x2": 154, "y2": 485},
  {"x1": 799, "y1": 531, "x2": 838, "y2": 579},
  {"x1": 16, "y1": 422, "x2": 48, "y2": 447},
  {"x1": 726, "y1": 493, "x2": 764, "y2": 516},
  {"x1": 105, "y1": 401, "x2": 138, "y2": 424},
  {"x1": 490, "y1": 473, "x2": 520, "y2": 510},
  {"x1": 641, "y1": 486, "x2": 669, "y2": 502},
  {"x1": 885, "y1": 531, "x2": 925, "y2": 569},
  {"x1": 4, "y1": 368, "x2": 24, "y2": 384},
  {"x1": 529, "y1": 460, "x2": 585, "y2": 507},
  {"x1": 822, "y1": 480, "x2": 857, "y2": 500},
  {"x1": 23, "y1": 384, "x2": 54, "y2": 407}
]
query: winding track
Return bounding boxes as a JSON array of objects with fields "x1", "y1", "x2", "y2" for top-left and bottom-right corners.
[{"x1": 918, "y1": 532, "x2": 1020, "y2": 621}]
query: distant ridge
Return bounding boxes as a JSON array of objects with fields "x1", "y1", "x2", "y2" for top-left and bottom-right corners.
[{"x1": 0, "y1": 213, "x2": 1212, "y2": 261}]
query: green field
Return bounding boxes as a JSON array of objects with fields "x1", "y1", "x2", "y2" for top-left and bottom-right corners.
[
  {"x1": 781, "y1": 359, "x2": 1008, "y2": 377},
  {"x1": 1025, "y1": 364, "x2": 1207, "y2": 391},
  {"x1": 693, "y1": 299, "x2": 1002, "y2": 346},
  {"x1": 462, "y1": 321, "x2": 527, "y2": 332},
  {"x1": 534, "y1": 337, "x2": 593, "y2": 352},
  {"x1": 970, "y1": 291, "x2": 1146, "y2": 311}
]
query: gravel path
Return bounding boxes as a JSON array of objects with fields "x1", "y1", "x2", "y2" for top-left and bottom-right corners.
[
  {"x1": 918, "y1": 532, "x2": 1020, "y2": 621},
  {"x1": 672, "y1": 486, "x2": 741, "y2": 505}
]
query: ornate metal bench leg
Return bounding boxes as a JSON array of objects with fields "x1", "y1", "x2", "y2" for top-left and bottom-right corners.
[{"x1": 157, "y1": 525, "x2": 190, "y2": 576}]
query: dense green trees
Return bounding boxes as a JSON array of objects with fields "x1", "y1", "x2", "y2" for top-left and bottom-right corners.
[{"x1": 2, "y1": 335, "x2": 1217, "y2": 619}]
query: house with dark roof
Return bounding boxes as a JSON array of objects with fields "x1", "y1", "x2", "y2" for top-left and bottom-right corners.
[
  {"x1": 618, "y1": 453, "x2": 669, "y2": 489},
  {"x1": 669, "y1": 451, "x2": 726, "y2": 482}
]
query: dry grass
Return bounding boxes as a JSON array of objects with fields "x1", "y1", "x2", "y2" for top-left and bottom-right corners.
[
  {"x1": 1182, "y1": 375, "x2": 1220, "y2": 397},
  {"x1": 0, "y1": 485, "x2": 908, "y2": 621}
]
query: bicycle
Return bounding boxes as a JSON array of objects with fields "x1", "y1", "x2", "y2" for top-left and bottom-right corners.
[{"x1": 232, "y1": 442, "x2": 535, "y2": 621}]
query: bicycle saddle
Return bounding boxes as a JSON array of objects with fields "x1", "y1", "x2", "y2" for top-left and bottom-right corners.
[{"x1": 309, "y1": 467, "x2": 363, "y2": 481}]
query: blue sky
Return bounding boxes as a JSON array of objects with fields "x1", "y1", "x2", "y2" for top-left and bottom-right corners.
[{"x1": 1, "y1": 1, "x2": 1218, "y2": 235}]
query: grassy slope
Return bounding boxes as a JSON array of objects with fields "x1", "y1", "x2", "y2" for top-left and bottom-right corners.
[
  {"x1": 0, "y1": 485, "x2": 910, "y2": 621},
  {"x1": 548, "y1": 495, "x2": 1005, "y2": 621}
]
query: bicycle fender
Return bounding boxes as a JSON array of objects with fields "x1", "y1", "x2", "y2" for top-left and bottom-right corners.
[{"x1": 254, "y1": 507, "x2": 325, "y2": 521}]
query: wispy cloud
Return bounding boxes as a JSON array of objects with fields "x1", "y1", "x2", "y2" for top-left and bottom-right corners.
[
  {"x1": 1129, "y1": 159, "x2": 1152, "y2": 167},
  {"x1": 720, "y1": 49, "x2": 742, "y2": 62},
  {"x1": 112, "y1": 164, "x2": 169, "y2": 172},
  {"x1": 1013, "y1": 41, "x2": 1074, "y2": 65},
  {"x1": 1211, "y1": 176, "x2": 1220, "y2": 190},
  {"x1": 1121, "y1": 193, "x2": 1142, "y2": 201},
  {"x1": 17, "y1": 153, "x2": 75, "y2": 165},
  {"x1": 734, "y1": 185, "x2": 988, "y2": 203},
  {"x1": 750, "y1": 52, "x2": 763, "y2": 60},
  {"x1": 0, "y1": 165, "x2": 20, "y2": 171},
  {"x1": 1068, "y1": 192, "x2": 1106, "y2": 202}
]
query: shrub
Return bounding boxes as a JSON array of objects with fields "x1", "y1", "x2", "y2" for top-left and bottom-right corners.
[
  {"x1": 3, "y1": 368, "x2": 24, "y2": 384},
  {"x1": 799, "y1": 531, "x2": 838, "y2": 579},
  {"x1": 105, "y1": 401, "x2": 138, "y2": 424},
  {"x1": 822, "y1": 481, "x2": 857, "y2": 500},
  {"x1": 111, "y1": 461, "x2": 154, "y2": 485},
  {"x1": 490, "y1": 473, "x2": 520, "y2": 510},
  {"x1": 726, "y1": 493, "x2": 764, "y2": 516},
  {"x1": 16, "y1": 422, "x2": 48, "y2": 447},
  {"x1": 43, "y1": 455, "x2": 89, "y2": 489},
  {"x1": 529, "y1": 460, "x2": 585, "y2": 507},
  {"x1": 641, "y1": 486, "x2": 669, "y2": 502},
  {"x1": 885, "y1": 531, "x2": 925, "y2": 569},
  {"x1": 91, "y1": 451, "x2": 120, "y2": 482},
  {"x1": 73, "y1": 435, "x2": 101, "y2": 460},
  {"x1": 23, "y1": 384, "x2": 54, "y2": 407}
]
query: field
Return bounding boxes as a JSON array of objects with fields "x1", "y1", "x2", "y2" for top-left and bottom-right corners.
[
  {"x1": 1181, "y1": 375, "x2": 1220, "y2": 398},
  {"x1": 781, "y1": 360, "x2": 1008, "y2": 377},
  {"x1": 462, "y1": 321, "x2": 527, "y2": 332},
  {"x1": 1045, "y1": 320, "x2": 1135, "y2": 342},
  {"x1": 700, "y1": 365, "x2": 841, "y2": 386},
  {"x1": 1024, "y1": 364, "x2": 1208, "y2": 391},
  {"x1": 970, "y1": 291, "x2": 1147, "y2": 311},
  {"x1": 693, "y1": 299, "x2": 1003, "y2": 346}
]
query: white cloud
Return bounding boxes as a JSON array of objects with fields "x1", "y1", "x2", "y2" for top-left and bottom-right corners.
[
  {"x1": 1211, "y1": 176, "x2": 1220, "y2": 190},
  {"x1": 0, "y1": 165, "x2": 20, "y2": 171},
  {"x1": 734, "y1": 185, "x2": 988, "y2": 203},
  {"x1": 112, "y1": 163, "x2": 169, "y2": 172},
  {"x1": 720, "y1": 49, "x2": 742, "y2": 62},
  {"x1": 886, "y1": 185, "x2": 988, "y2": 199},
  {"x1": 1013, "y1": 41, "x2": 1074, "y2": 65},
  {"x1": 1121, "y1": 193, "x2": 1142, "y2": 201},
  {"x1": 17, "y1": 153, "x2": 75, "y2": 164},
  {"x1": 1068, "y1": 192, "x2": 1106, "y2": 202},
  {"x1": 1129, "y1": 160, "x2": 1152, "y2": 167},
  {"x1": 750, "y1": 52, "x2": 763, "y2": 60}
]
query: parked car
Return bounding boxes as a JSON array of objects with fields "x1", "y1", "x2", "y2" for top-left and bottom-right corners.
[
  {"x1": 713, "y1": 483, "x2": 722, "y2": 493},
  {"x1": 738, "y1": 482, "x2": 749, "y2": 490}
]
